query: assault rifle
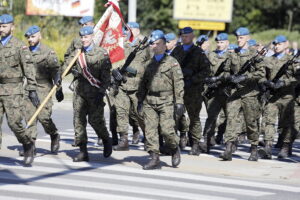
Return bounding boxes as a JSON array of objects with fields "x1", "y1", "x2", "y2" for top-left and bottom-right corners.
[
  {"x1": 260, "y1": 51, "x2": 300, "y2": 103},
  {"x1": 111, "y1": 36, "x2": 149, "y2": 96}
]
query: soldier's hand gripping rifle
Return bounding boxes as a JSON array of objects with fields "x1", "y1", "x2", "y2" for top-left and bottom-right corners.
[
  {"x1": 203, "y1": 58, "x2": 228, "y2": 99},
  {"x1": 196, "y1": 31, "x2": 211, "y2": 48},
  {"x1": 111, "y1": 36, "x2": 148, "y2": 96},
  {"x1": 260, "y1": 51, "x2": 300, "y2": 104},
  {"x1": 223, "y1": 43, "x2": 270, "y2": 96}
]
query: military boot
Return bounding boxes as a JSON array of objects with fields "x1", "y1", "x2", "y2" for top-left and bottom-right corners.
[
  {"x1": 248, "y1": 145, "x2": 258, "y2": 161},
  {"x1": 220, "y1": 141, "x2": 234, "y2": 161},
  {"x1": 258, "y1": 140, "x2": 272, "y2": 159},
  {"x1": 111, "y1": 131, "x2": 118, "y2": 146},
  {"x1": 19, "y1": 141, "x2": 36, "y2": 157},
  {"x1": 238, "y1": 132, "x2": 247, "y2": 144},
  {"x1": 179, "y1": 132, "x2": 187, "y2": 150},
  {"x1": 103, "y1": 138, "x2": 112, "y2": 158},
  {"x1": 132, "y1": 130, "x2": 140, "y2": 144},
  {"x1": 171, "y1": 147, "x2": 181, "y2": 167},
  {"x1": 143, "y1": 152, "x2": 161, "y2": 170},
  {"x1": 278, "y1": 143, "x2": 289, "y2": 159},
  {"x1": 215, "y1": 133, "x2": 223, "y2": 145},
  {"x1": 189, "y1": 142, "x2": 200, "y2": 156},
  {"x1": 274, "y1": 133, "x2": 284, "y2": 148},
  {"x1": 50, "y1": 133, "x2": 60, "y2": 153},
  {"x1": 113, "y1": 133, "x2": 129, "y2": 151},
  {"x1": 23, "y1": 141, "x2": 35, "y2": 165},
  {"x1": 73, "y1": 144, "x2": 89, "y2": 162}
]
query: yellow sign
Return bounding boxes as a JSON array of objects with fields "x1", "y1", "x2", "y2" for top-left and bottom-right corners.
[
  {"x1": 174, "y1": 0, "x2": 233, "y2": 22},
  {"x1": 179, "y1": 20, "x2": 226, "y2": 31}
]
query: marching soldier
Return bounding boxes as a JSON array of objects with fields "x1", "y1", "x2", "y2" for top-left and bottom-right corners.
[
  {"x1": 202, "y1": 33, "x2": 230, "y2": 153},
  {"x1": 63, "y1": 26, "x2": 112, "y2": 162},
  {"x1": 259, "y1": 35, "x2": 299, "y2": 159},
  {"x1": 171, "y1": 27, "x2": 210, "y2": 156},
  {"x1": 0, "y1": 14, "x2": 39, "y2": 165},
  {"x1": 23, "y1": 25, "x2": 61, "y2": 154},
  {"x1": 137, "y1": 30, "x2": 183, "y2": 170},
  {"x1": 220, "y1": 27, "x2": 266, "y2": 161},
  {"x1": 112, "y1": 22, "x2": 150, "y2": 151}
]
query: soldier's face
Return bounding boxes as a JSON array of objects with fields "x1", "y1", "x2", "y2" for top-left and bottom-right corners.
[
  {"x1": 27, "y1": 32, "x2": 41, "y2": 47},
  {"x1": 274, "y1": 42, "x2": 287, "y2": 54},
  {"x1": 150, "y1": 39, "x2": 166, "y2": 54},
  {"x1": 166, "y1": 39, "x2": 177, "y2": 50},
  {"x1": 0, "y1": 23, "x2": 13, "y2": 37},
  {"x1": 181, "y1": 33, "x2": 194, "y2": 45},
  {"x1": 216, "y1": 40, "x2": 229, "y2": 51},
  {"x1": 81, "y1": 22, "x2": 94, "y2": 27},
  {"x1": 236, "y1": 35, "x2": 249, "y2": 48},
  {"x1": 81, "y1": 34, "x2": 93, "y2": 47}
]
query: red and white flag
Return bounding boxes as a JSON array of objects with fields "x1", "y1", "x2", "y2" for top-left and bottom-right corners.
[{"x1": 93, "y1": 0, "x2": 130, "y2": 64}]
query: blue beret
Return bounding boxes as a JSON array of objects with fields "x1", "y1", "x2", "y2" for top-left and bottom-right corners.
[
  {"x1": 127, "y1": 22, "x2": 139, "y2": 28},
  {"x1": 149, "y1": 30, "x2": 165, "y2": 43},
  {"x1": 78, "y1": 16, "x2": 93, "y2": 25},
  {"x1": 180, "y1": 27, "x2": 193, "y2": 35},
  {"x1": 215, "y1": 33, "x2": 228, "y2": 41},
  {"x1": 248, "y1": 39, "x2": 257, "y2": 46},
  {"x1": 228, "y1": 44, "x2": 238, "y2": 50},
  {"x1": 79, "y1": 26, "x2": 94, "y2": 36},
  {"x1": 235, "y1": 27, "x2": 250, "y2": 36},
  {"x1": 165, "y1": 33, "x2": 176, "y2": 42},
  {"x1": 24, "y1": 25, "x2": 40, "y2": 37},
  {"x1": 197, "y1": 35, "x2": 208, "y2": 42},
  {"x1": 0, "y1": 14, "x2": 14, "y2": 24},
  {"x1": 273, "y1": 35, "x2": 287, "y2": 44}
]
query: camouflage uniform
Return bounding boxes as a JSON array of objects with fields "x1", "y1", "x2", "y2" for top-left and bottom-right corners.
[
  {"x1": 114, "y1": 38, "x2": 150, "y2": 149},
  {"x1": 23, "y1": 44, "x2": 60, "y2": 140},
  {"x1": 171, "y1": 44, "x2": 210, "y2": 152},
  {"x1": 64, "y1": 46, "x2": 111, "y2": 146},
  {"x1": 0, "y1": 36, "x2": 37, "y2": 145},
  {"x1": 64, "y1": 37, "x2": 82, "y2": 61},
  {"x1": 263, "y1": 54, "x2": 298, "y2": 157},
  {"x1": 137, "y1": 55, "x2": 184, "y2": 154},
  {"x1": 202, "y1": 50, "x2": 229, "y2": 152},
  {"x1": 223, "y1": 48, "x2": 265, "y2": 160}
]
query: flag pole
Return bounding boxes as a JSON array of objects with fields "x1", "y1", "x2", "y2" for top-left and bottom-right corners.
[{"x1": 26, "y1": 49, "x2": 82, "y2": 128}]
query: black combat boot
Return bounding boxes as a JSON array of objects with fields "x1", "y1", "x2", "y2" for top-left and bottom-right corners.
[
  {"x1": 220, "y1": 141, "x2": 234, "y2": 161},
  {"x1": 278, "y1": 143, "x2": 289, "y2": 159},
  {"x1": 20, "y1": 141, "x2": 36, "y2": 157},
  {"x1": 179, "y1": 132, "x2": 187, "y2": 150},
  {"x1": 248, "y1": 145, "x2": 258, "y2": 161},
  {"x1": 171, "y1": 147, "x2": 181, "y2": 167},
  {"x1": 111, "y1": 131, "x2": 118, "y2": 146},
  {"x1": 258, "y1": 140, "x2": 272, "y2": 159},
  {"x1": 73, "y1": 144, "x2": 89, "y2": 162},
  {"x1": 103, "y1": 138, "x2": 112, "y2": 158},
  {"x1": 50, "y1": 133, "x2": 60, "y2": 153},
  {"x1": 274, "y1": 133, "x2": 284, "y2": 148},
  {"x1": 132, "y1": 130, "x2": 140, "y2": 144},
  {"x1": 23, "y1": 141, "x2": 35, "y2": 165},
  {"x1": 113, "y1": 133, "x2": 129, "y2": 151},
  {"x1": 189, "y1": 142, "x2": 200, "y2": 156},
  {"x1": 143, "y1": 152, "x2": 161, "y2": 170}
]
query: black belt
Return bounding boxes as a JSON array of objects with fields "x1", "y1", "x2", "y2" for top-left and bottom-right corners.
[
  {"x1": 148, "y1": 91, "x2": 173, "y2": 97},
  {"x1": 0, "y1": 77, "x2": 23, "y2": 84}
]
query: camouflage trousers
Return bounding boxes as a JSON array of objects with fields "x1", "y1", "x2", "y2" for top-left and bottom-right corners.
[
  {"x1": 0, "y1": 95, "x2": 31, "y2": 145},
  {"x1": 73, "y1": 92, "x2": 109, "y2": 146},
  {"x1": 114, "y1": 89, "x2": 145, "y2": 134},
  {"x1": 184, "y1": 90, "x2": 203, "y2": 143},
  {"x1": 176, "y1": 113, "x2": 189, "y2": 133},
  {"x1": 203, "y1": 94, "x2": 227, "y2": 140},
  {"x1": 224, "y1": 96, "x2": 261, "y2": 145},
  {"x1": 23, "y1": 94, "x2": 57, "y2": 140},
  {"x1": 264, "y1": 96, "x2": 295, "y2": 143},
  {"x1": 143, "y1": 101, "x2": 179, "y2": 154},
  {"x1": 294, "y1": 100, "x2": 300, "y2": 134}
]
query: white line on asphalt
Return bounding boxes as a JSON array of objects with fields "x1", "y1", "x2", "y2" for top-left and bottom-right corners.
[{"x1": 0, "y1": 164, "x2": 272, "y2": 197}]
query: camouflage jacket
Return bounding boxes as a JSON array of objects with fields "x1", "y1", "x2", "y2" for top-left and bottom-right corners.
[
  {"x1": 119, "y1": 40, "x2": 151, "y2": 91},
  {"x1": 31, "y1": 43, "x2": 60, "y2": 92},
  {"x1": 264, "y1": 54, "x2": 299, "y2": 98},
  {"x1": 0, "y1": 36, "x2": 36, "y2": 95},
  {"x1": 64, "y1": 37, "x2": 82, "y2": 62},
  {"x1": 224, "y1": 48, "x2": 266, "y2": 97},
  {"x1": 65, "y1": 45, "x2": 111, "y2": 98},
  {"x1": 171, "y1": 44, "x2": 210, "y2": 92},
  {"x1": 137, "y1": 54, "x2": 184, "y2": 105}
]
